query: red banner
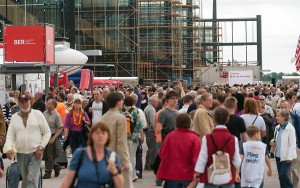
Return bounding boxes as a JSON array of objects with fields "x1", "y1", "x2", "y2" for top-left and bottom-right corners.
[{"x1": 4, "y1": 25, "x2": 54, "y2": 64}]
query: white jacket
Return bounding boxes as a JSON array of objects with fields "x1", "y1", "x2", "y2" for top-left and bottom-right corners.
[
  {"x1": 4, "y1": 109, "x2": 51, "y2": 154},
  {"x1": 274, "y1": 123, "x2": 297, "y2": 161}
]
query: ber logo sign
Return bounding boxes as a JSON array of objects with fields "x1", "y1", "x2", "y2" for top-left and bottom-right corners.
[{"x1": 4, "y1": 25, "x2": 54, "y2": 64}]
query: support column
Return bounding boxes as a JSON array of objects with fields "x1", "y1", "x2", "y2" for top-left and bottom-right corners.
[
  {"x1": 44, "y1": 66, "x2": 50, "y2": 95},
  {"x1": 54, "y1": 73, "x2": 59, "y2": 88}
]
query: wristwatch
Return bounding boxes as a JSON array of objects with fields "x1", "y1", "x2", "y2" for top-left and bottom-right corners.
[
  {"x1": 38, "y1": 146, "x2": 44, "y2": 150},
  {"x1": 193, "y1": 173, "x2": 200, "y2": 178},
  {"x1": 112, "y1": 171, "x2": 119, "y2": 176}
]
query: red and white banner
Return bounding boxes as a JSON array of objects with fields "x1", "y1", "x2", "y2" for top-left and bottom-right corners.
[{"x1": 4, "y1": 25, "x2": 54, "y2": 64}]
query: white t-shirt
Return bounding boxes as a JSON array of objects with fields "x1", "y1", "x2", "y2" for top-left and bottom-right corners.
[
  {"x1": 240, "y1": 114, "x2": 266, "y2": 131},
  {"x1": 241, "y1": 141, "x2": 266, "y2": 188},
  {"x1": 92, "y1": 101, "x2": 103, "y2": 123},
  {"x1": 293, "y1": 103, "x2": 300, "y2": 116}
]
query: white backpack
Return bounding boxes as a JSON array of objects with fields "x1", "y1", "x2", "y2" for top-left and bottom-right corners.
[{"x1": 207, "y1": 135, "x2": 232, "y2": 185}]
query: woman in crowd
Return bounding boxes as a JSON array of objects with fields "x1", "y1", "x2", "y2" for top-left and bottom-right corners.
[
  {"x1": 64, "y1": 98, "x2": 91, "y2": 153},
  {"x1": 61, "y1": 121, "x2": 123, "y2": 188},
  {"x1": 240, "y1": 98, "x2": 267, "y2": 140},
  {"x1": 271, "y1": 109, "x2": 297, "y2": 188},
  {"x1": 156, "y1": 113, "x2": 201, "y2": 187}
]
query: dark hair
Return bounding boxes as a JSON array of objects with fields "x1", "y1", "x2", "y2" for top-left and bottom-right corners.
[
  {"x1": 217, "y1": 93, "x2": 227, "y2": 104},
  {"x1": 88, "y1": 121, "x2": 111, "y2": 147},
  {"x1": 176, "y1": 113, "x2": 191, "y2": 129},
  {"x1": 106, "y1": 92, "x2": 124, "y2": 108},
  {"x1": 285, "y1": 92, "x2": 296, "y2": 100},
  {"x1": 162, "y1": 97, "x2": 167, "y2": 105},
  {"x1": 124, "y1": 96, "x2": 134, "y2": 106},
  {"x1": 183, "y1": 95, "x2": 193, "y2": 104},
  {"x1": 58, "y1": 92, "x2": 65, "y2": 100},
  {"x1": 246, "y1": 125, "x2": 260, "y2": 138},
  {"x1": 213, "y1": 107, "x2": 229, "y2": 125},
  {"x1": 165, "y1": 90, "x2": 179, "y2": 100}
]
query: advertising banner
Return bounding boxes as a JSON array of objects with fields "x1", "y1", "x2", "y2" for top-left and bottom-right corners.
[
  {"x1": 228, "y1": 71, "x2": 253, "y2": 86},
  {"x1": 4, "y1": 25, "x2": 55, "y2": 64}
]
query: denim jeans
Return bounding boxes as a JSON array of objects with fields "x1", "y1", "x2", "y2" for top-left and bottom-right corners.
[
  {"x1": 163, "y1": 180, "x2": 192, "y2": 188},
  {"x1": 7, "y1": 162, "x2": 21, "y2": 188},
  {"x1": 204, "y1": 184, "x2": 235, "y2": 188},
  {"x1": 276, "y1": 157, "x2": 293, "y2": 188},
  {"x1": 17, "y1": 152, "x2": 42, "y2": 188}
]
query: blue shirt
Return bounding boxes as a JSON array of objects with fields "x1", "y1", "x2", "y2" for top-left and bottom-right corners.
[
  {"x1": 275, "y1": 122, "x2": 288, "y2": 158},
  {"x1": 69, "y1": 148, "x2": 121, "y2": 188}
]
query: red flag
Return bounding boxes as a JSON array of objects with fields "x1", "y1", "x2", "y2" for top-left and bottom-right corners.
[{"x1": 295, "y1": 35, "x2": 300, "y2": 71}]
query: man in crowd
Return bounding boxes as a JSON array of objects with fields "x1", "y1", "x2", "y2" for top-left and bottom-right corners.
[
  {"x1": 32, "y1": 91, "x2": 46, "y2": 113},
  {"x1": 192, "y1": 93, "x2": 214, "y2": 140},
  {"x1": 101, "y1": 92, "x2": 133, "y2": 188},
  {"x1": 144, "y1": 95, "x2": 159, "y2": 171},
  {"x1": 5, "y1": 95, "x2": 51, "y2": 187},
  {"x1": 87, "y1": 89, "x2": 108, "y2": 124},
  {"x1": 42, "y1": 98, "x2": 63, "y2": 179}
]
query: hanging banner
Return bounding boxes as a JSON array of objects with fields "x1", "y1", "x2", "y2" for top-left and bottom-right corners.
[{"x1": 228, "y1": 71, "x2": 253, "y2": 86}]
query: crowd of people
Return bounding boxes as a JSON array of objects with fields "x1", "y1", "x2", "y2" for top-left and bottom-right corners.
[{"x1": 0, "y1": 80, "x2": 300, "y2": 188}]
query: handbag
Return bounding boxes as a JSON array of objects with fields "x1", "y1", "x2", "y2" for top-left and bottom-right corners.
[
  {"x1": 151, "y1": 154, "x2": 161, "y2": 175},
  {"x1": 69, "y1": 148, "x2": 86, "y2": 188}
]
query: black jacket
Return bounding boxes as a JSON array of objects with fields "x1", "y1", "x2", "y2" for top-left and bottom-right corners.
[
  {"x1": 31, "y1": 98, "x2": 46, "y2": 113},
  {"x1": 84, "y1": 99, "x2": 109, "y2": 124}
]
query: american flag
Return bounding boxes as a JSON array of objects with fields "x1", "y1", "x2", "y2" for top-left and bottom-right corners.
[{"x1": 295, "y1": 35, "x2": 300, "y2": 71}]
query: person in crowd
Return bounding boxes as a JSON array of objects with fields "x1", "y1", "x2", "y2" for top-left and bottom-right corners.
[
  {"x1": 192, "y1": 93, "x2": 214, "y2": 140},
  {"x1": 286, "y1": 92, "x2": 300, "y2": 116},
  {"x1": 60, "y1": 121, "x2": 124, "y2": 188},
  {"x1": 86, "y1": 89, "x2": 108, "y2": 125},
  {"x1": 32, "y1": 91, "x2": 46, "y2": 112},
  {"x1": 240, "y1": 126, "x2": 272, "y2": 188},
  {"x1": 217, "y1": 93, "x2": 226, "y2": 108},
  {"x1": 178, "y1": 95, "x2": 193, "y2": 113},
  {"x1": 2, "y1": 97, "x2": 15, "y2": 127},
  {"x1": 187, "y1": 95, "x2": 202, "y2": 119},
  {"x1": 279, "y1": 100, "x2": 300, "y2": 188},
  {"x1": 156, "y1": 113, "x2": 201, "y2": 187},
  {"x1": 101, "y1": 92, "x2": 133, "y2": 188},
  {"x1": 144, "y1": 95, "x2": 159, "y2": 172},
  {"x1": 271, "y1": 109, "x2": 297, "y2": 188},
  {"x1": 102, "y1": 87, "x2": 110, "y2": 101},
  {"x1": 259, "y1": 95, "x2": 275, "y2": 117},
  {"x1": 13, "y1": 90, "x2": 20, "y2": 105},
  {"x1": 134, "y1": 86, "x2": 142, "y2": 109},
  {"x1": 56, "y1": 92, "x2": 67, "y2": 125},
  {"x1": 141, "y1": 91, "x2": 148, "y2": 111},
  {"x1": 64, "y1": 93, "x2": 74, "y2": 112},
  {"x1": 157, "y1": 90, "x2": 179, "y2": 142},
  {"x1": 271, "y1": 90, "x2": 282, "y2": 110},
  {"x1": 225, "y1": 97, "x2": 247, "y2": 143},
  {"x1": 24, "y1": 89, "x2": 35, "y2": 105},
  {"x1": 191, "y1": 107, "x2": 241, "y2": 188},
  {"x1": 64, "y1": 98, "x2": 91, "y2": 153},
  {"x1": 240, "y1": 98, "x2": 267, "y2": 140},
  {"x1": 123, "y1": 96, "x2": 144, "y2": 182},
  {"x1": 4, "y1": 95, "x2": 51, "y2": 187},
  {"x1": 0, "y1": 108, "x2": 6, "y2": 171},
  {"x1": 42, "y1": 98, "x2": 63, "y2": 179}
]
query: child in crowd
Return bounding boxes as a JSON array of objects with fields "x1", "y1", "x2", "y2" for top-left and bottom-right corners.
[{"x1": 240, "y1": 125, "x2": 272, "y2": 188}]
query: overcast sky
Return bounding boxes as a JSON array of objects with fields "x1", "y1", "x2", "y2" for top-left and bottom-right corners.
[{"x1": 201, "y1": 0, "x2": 300, "y2": 73}]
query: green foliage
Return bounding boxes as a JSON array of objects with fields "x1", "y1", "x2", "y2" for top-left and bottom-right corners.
[{"x1": 262, "y1": 72, "x2": 300, "y2": 81}]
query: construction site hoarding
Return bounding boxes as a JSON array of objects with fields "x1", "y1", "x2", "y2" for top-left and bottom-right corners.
[{"x1": 4, "y1": 25, "x2": 54, "y2": 64}]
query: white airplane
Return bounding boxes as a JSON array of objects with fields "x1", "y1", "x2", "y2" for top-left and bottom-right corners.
[{"x1": 0, "y1": 43, "x2": 88, "y2": 75}]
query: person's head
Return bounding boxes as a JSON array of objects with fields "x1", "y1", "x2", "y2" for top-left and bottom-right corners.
[
  {"x1": 9, "y1": 91, "x2": 14, "y2": 97},
  {"x1": 46, "y1": 98, "x2": 57, "y2": 112},
  {"x1": 217, "y1": 93, "x2": 227, "y2": 104},
  {"x1": 280, "y1": 100, "x2": 290, "y2": 110},
  {"x1": 71, "y1": 87, "x2": 78, "y2": 94},
  {"x1": 14, "y1": 90, "x2": 20, "y2": 98},
  {"x1": 69, "y1": 80, "x2": 74, "y2": 87},
  {"x1": 57, "y1": 92, "x2": 65, "y2": 102},
  {"x1": 103, "y1": 87, "x2": 110, "y2": 99},
  {"x1": 276, "y1": 109, "x2": 290, "y2": 124},
  {"x1": 106, "y1": 92, "x2": 124, "y2": 110},
  {"x1": 124, "y1": 96, "x2": 134, "y2": 106},
  {"x1": 93, "y1": 89, "x2": 103, "y2": 102},
  {"x1": 67, "y1": 93, "x2": 74, "y2": 103},
  {"x1": 246, "y1": 125, "x2": 260, "y2": 140},
  {"x1": 224, "y1": 97, "x2": 237, "y2": 110},
  {"x1": 175, "y1": 113, "x2": 192, "y2": 129},
  {"x1": 285, "y1": 92, "x2": 297, "y2": 104},
  {"x1": 24, "y1": 90, "x2": 31, "y2": 97},
  {"x1": 165, "y1": 90, "x2": 179, "y2": 108},
  {"x1": 88, "y1": 121, "x2": 111, "y2": 147},
  {"x1": 244, "y1": 98, "x2": 258, "y2": 115},
  {"x1": 7, "y1": 98, "x2": 15, "y2": 107},
  {"x1": 259, "y1": 95, "x2": 266, "y2": 105},
  {"x1": 34, "y1": 91, "x2": 43, "y2": 101},
  {"x1": 71, "y1": 98, "x2": 83, "y2": 112},
  {"x1": 130, "y1": 93, "x2": 138, "y2": 106},
  {"x1": 18, "y1": 95, "x2": 31, "y2": 113},
  {"x1": 200, "y1": 93, "x2": 213, "y2": 109},
  {"x1": 149, "y1": 95, "x2": 159, "y2": 108},
  {"x1": 183, "y1": 95, "x2": 193, "y2": 105},
  {"x1": 213, "y1": 107, "x2": 229, "y2": 125}
]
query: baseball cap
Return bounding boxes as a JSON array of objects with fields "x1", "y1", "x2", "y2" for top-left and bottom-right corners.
[{"x1": 19, "y1": 95, "x2": 30, "y2": 102}]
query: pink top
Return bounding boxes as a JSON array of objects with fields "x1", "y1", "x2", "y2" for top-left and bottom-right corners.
[{"x1": 64, "y1": 111, "x2": 91, "y2": 132}]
